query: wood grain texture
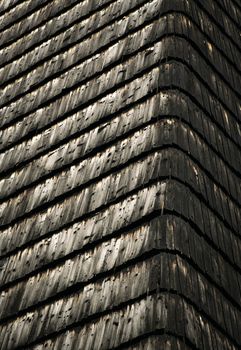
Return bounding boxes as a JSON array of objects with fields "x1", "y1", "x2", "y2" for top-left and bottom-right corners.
[{"x1": 0, "y1": 0, "x2": 240, "y2": 349}]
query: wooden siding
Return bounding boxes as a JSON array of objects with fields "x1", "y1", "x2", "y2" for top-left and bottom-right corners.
[{"x1": 0, "y1": 0, "x2": 240, "y2": 349}]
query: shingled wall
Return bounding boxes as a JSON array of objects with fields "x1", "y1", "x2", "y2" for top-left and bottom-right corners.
[{"x1": 0, "y1": 0, "x2": 240, "y2": 349}]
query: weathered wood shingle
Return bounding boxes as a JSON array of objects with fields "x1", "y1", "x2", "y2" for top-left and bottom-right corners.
[{"x1": 0, "y1": 0, "x2": 240, "y2": 349}]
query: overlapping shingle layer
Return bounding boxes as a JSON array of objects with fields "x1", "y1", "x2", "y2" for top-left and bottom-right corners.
[{"x1": 0, "y1": 0, "x2": 240, "y2": 349}]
